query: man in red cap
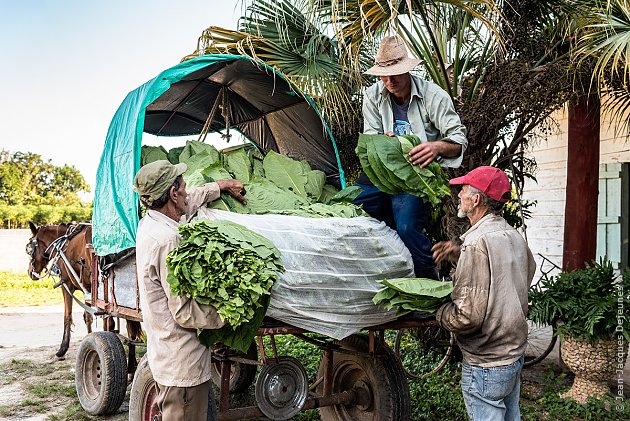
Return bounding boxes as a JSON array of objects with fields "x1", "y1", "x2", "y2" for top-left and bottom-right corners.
[
  {"x1": 432, "y1": 166, "x2": 536, "y2": 421},
  {"x1": 354, "y1": 34, "x2": 467, "y2": 279}
]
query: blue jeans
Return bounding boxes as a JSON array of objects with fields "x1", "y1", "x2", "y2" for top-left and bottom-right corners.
[
  {"x1": 353, "y1": 183, "x2": 435, "y2": 276},
  {"x1": 461, "y1": 355, "x2": 524, "y2": 421}
]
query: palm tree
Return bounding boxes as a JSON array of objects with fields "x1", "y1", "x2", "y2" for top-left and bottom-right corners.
[
  {"x1": 184, "y1": 0, "x2": 505, "y2": 179},
  {"x1": 572, "y1": 0, "x2": 630, "y2": 135},
  {"x1": 183, "y1": 0, "x2": 374, "y2": 177}
]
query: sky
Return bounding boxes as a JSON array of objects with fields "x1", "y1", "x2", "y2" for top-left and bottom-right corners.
[{"x1": 0, "y1": 0, "x2": 245, "y2": 198}]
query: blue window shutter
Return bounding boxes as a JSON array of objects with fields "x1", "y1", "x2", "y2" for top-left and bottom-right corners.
[{"x1": 597, "y1": 163, "x2": 629, "y2": 271}]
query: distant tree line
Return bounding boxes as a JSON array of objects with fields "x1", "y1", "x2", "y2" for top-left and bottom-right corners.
[{"x1": 0, "y1": 150, "x2": 92, "y2": 228}]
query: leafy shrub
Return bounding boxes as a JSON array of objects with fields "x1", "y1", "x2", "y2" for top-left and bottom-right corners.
[{"x1": 529, "y1": 258, "x2": 630, "y2": 343}]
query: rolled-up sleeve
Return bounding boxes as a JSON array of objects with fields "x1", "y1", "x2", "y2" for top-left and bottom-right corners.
[
  {"x1": 363, "y1": 88, "x2": 384, "y2": 134},
  {"x1": 184, "y1": 182, "x2": 221, "y2": 220},
  {"x1": 436, "y1": 244, "x2": 489, "y2": 335}
]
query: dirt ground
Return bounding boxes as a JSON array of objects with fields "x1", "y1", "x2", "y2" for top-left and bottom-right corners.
[
  {"x1": 0, "y1": 306, "x2": 129, "y2": 421},
  {"x1": 0, "y1": 342, "x2": 129, "y2": 421}
]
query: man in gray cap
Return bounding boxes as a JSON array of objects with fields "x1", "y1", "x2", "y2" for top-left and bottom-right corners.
[
  {"x1": 133, "y1": 160, "x2": 246, "y2": 420},
  {"x1": 354, "y1": 34, "x2": 468, "y2": 279}
]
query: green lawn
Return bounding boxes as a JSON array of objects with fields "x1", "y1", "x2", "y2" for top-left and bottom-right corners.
[{"x1": 0, "y1": 270, "x2": 72, "y2": 307}]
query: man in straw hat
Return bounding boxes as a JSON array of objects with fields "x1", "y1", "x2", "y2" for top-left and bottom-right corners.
[
  {"x1": 433, "y1": 166, "x2": 535, "y2": 420},
  {"x1": 133, "y1": 160, "x2": 247, "y2": 420},
  {"x1": 353, "y1": 34, "x2": 468, "y2": 279}
]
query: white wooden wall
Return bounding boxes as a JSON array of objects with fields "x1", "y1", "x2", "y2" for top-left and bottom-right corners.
[{"x1": 522, "y1": 104, "x2": 630, "y2": 280}]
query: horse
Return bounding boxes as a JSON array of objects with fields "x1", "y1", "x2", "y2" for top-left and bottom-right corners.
[{"x1": 27, "y1": 222, "x2": 142, "y2": 361}]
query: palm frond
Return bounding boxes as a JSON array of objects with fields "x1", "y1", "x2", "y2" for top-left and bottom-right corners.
[
  {"x1": 183, "y1": 0, "x2": 365, "y2": 131},
  {"x1": 574, "y1": 0, "x2": 630, "y2": 90}
]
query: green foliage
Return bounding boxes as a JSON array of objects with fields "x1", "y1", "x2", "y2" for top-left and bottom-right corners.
[
  {"x1": 140, "y1": 145, "x2": 168, "y2": 165},
  {"x1": 528, "y1": 258, "x2": 630, "y2": 343},
  {"x1": 0, "y1": 204, "x2": 91, "y2": 228},
  {"x1": 167, "y1": 220, "x2": 284, "y2": 352},
  {"x1": 179, "y1": 140, "x2": 221, "y2": 164},
  {"x1": 356, "y1": 134, "x2": 451, "y2": 206},
  {"x1": 262, "y1": 151, "x2": 326, "y2": 200},
  {"x1": 408, "y1": 362, "x2": 467, "y2": 420},
  {"x1": 0, "y1": 150, "x2": 89, "y2": 206},
  {"x1": 144, "y1": 141, "x2": 364, "y2": 217},
  {"x1": 503, "y1": 197, "x2": 537, "y2": 229},
  {"x1": 374, "y1": 278, "x2": 453, "y2": 314}
]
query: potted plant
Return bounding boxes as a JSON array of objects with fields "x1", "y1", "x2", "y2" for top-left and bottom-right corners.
[{"x1": 528, "y1": 258, "x2": 630, "y2": 403}]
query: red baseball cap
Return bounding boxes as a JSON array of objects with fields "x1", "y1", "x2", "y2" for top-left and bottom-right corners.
[{"x1": 450, "y1": 166, "x2": 511, "y2": 203}]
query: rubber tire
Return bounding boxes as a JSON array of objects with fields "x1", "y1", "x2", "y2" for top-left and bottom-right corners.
[
  {"x1": 75, "y1": 331, "x2": 128, "y2": 415},
  {"x1": 524, "y1": 320, "x2": 558, "y2": 368},
  {"x1": 129, "y1": 355, "x2": 217, "y2": 421},
  {"x1": 317, "y1": 334, "x2": 410, "y2": 421},
  {"x1": 210, "y1": 344, "x2": 258, "y2": 394}
]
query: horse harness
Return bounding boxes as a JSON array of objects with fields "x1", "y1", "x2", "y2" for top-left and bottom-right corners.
[
  {"x1": 25, "y1": 225, "x2": 67, "y2": 277},
  {"x1": 27, "y1": 223, "x2": 97, "y2": 314}
]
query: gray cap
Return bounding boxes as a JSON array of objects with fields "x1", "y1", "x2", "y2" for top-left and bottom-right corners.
[{"x1": 133, "y1": 160, "x2": 187, "y2": 206}]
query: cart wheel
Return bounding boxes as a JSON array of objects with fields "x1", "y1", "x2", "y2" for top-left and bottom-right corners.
[
  {"x1": 129, "y1": 355, "x2": 217, "y2": 421},
  {"x1": 524, "y1": 320, "x2": 557, "y2": 368},
  {"x1": 75, "y1": 331, "x2": 127, "y2": 415},
  {"x1": 394, "y1": 327, "x2": 455, "y2": 379},
  {"x1": 255, "y1": 356, "x2": 309, "y2": 420},
  {"x1": 317, "y1": 334, "x2": 410, "y2": 421},
  {"x1": 210, "y1": 343, "x2": 258, "y2": 394}
]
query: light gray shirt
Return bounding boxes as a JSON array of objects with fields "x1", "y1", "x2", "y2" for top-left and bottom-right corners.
[
  {"x1": 363, "y1": 74, "x2": 468, "y2": 168},
  {"x1": 135, "y1": 182, "x2": 225, "y2": 387}
]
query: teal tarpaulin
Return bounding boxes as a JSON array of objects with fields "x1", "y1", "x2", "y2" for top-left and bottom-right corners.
[{"x1": 93, "y1": 54, "x2": 344, "y2": 256}]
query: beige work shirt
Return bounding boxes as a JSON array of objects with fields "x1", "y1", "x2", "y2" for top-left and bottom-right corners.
[
  {"x1": 136, "y1": 183, "x2": 225, "y2": 387},
  {"x1": 436, "y1": 214, "x2": 536, "y2": 367}
]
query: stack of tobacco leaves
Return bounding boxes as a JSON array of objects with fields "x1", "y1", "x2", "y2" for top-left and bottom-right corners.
[
  {"x1": 373, "y1": 278, "x2": 453, "y2": 314},
  {"x1": 356, "y1": 134, "x2": 451, "y2": 207},
  {"x1": 166, "y1": 220, "x2": 284, "y2": 352}
]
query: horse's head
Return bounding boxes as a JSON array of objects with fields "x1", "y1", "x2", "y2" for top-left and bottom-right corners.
[{"x1": 26, "y1": 222, "x2": 67, "y2": 280}]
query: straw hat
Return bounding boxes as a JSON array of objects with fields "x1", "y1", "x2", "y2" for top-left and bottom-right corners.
[{"x1": 364, "y1": 35, "x2": 423, "y2": 76}]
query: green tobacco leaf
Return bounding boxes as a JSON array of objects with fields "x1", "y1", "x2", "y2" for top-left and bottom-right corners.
[
  {"x1": 167, "y1": 220, "x2": 283, "y2": 331},
  {"x1": 223, "y1": 147, "x2": 252, "y2": 182},
  {"x1": 179, "y1": 140, "x2": 221, "y2": 164},
  {"x1": 182, "y1": 151, "x2": 217, "y2": 175},
  {"x1": 318, "y1": 184, "x2": 339, "y2": 204},
  {"x1": 141, "y1": 145, "x2": 168, "y2": 166},
  {"x1": 252, "y1": 158, "x2": 265, "y2": 177},
  {"x1": 263, "y1": 150, "x2": 309, "y2": 197},
  {"x1": 304, "y1": 168, "x2": 326, "y2": 200},
  {"x1": 328, "y1": 185, "x2": 363, "y2": 204},
  {"x1": 377, "y1": 278, "x2": 453, "y2": 298},
  {"x1": 167, "y1": 146, "x2": 185, "y2": 164},
  {"x1": 365, "y1": 139, "x2": 400, "y2": 194},
  {"x1": 202, "y1": 161, "x2": 233, "y2": 182},
  {"x1": 183, "y1": 170, "x2": 207, "y2": 188},
  {"x1": 356, "y1": 134, "x2": 450, "y2": 205}
]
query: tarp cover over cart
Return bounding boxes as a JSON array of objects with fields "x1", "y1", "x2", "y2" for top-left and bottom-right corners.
[{"x1": 84, "y1": 54, "x2": 435, "y2": 421}]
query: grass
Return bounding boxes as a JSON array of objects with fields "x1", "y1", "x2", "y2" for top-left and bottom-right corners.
[{"x1": 0, "y1": 270, "x2": 82, "y2": 307}]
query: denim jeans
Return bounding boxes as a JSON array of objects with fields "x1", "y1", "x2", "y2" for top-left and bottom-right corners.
[
  {"x1": 352, "y1": 183, "x2": 435, "y2": 276},
  {"x1": 461, "y1": 355, "x2": 524, "y2": 421}
]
